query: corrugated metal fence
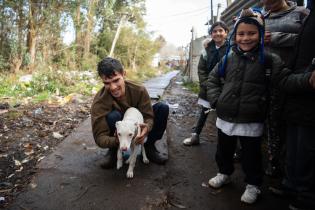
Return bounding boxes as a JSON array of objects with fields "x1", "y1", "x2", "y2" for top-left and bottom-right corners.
[{"x1": 221, "y1": 0, "x2": 260, "y2": 30}]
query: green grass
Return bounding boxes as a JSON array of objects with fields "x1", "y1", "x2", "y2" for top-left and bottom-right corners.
[
  {"x1": 0, "y1": 68, "x2": 100, "y2": 106},
  {"x1": 33, "y1": 91, "x2": 51, "y2": 103},
  {"x1": 182, "y1": 81, "x2": 199, "y2": 94},
  {"x1": 0, "y1": 65, "x2": 168, "y2": 106}
]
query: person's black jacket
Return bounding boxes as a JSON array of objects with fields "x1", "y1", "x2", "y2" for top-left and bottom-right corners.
[
  {"x1": 274, "y1": 7, "x2": 315, "y2": 126},
  {"x1": 207, "y1": 46, "x2": 283, "y2": 123},
  {"x1": 198, "y1": 40, "x2": 227, "y2": 100}
]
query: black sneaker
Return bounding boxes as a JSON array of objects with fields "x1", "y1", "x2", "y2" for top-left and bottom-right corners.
[
  {"x1": 144, "y1": 144, "x2": 168, "y2": 165},
  {"x1": 269, "y1": 184, "x2": 297, "y2": 198},
  {"x1": 100, "y1": 148, "x2": 117, "y2": 169},
  {"x1": 289, "y1": 199, "x2": 314, "y2": 210}
]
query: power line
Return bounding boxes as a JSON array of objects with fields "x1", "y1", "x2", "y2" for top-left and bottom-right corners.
[
  {"x1": 145, "y1": 6, "x2": 209, "y2": 20},
  {"x1": 146, "y1": 10, "x2": 209, "y2": 25}
]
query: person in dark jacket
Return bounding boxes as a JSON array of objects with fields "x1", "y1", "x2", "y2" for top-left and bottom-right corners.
[
  {"x1": 262, "y1": 0, "x2": 309, "y2": 177},
  {"x1": 183, "y1": 21, "x2": 229, "y2": 146},
  {"x1": 272, "y1": 1, "x2": 315, "y2": 209},
  {"x1": 206, "y1": 8, "x2": 284, "y2": 204}
]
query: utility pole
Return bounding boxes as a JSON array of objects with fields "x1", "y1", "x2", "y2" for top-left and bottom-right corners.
[
  {"x1": 217, "y1": 3, "x2": 222, "y2": 22},
  {"x1": 189, "y1": 27, "x2": 195, "y2": 81},
  {"x1": 210, "y1": 0, "x2": 214, "y2": 24},
  {"x1": 109, "y1": 14, "x2": 127, "y2": 57}
]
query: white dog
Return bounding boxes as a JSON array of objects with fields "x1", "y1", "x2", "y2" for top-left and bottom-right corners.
[{"x1": 115, "y1": 107, "x2": 149, "y2": 178}]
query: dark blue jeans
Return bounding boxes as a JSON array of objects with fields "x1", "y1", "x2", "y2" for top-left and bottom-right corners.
[
  {"x1": 284, "y1": 123, "x2": 315, "y2": 192},
  {"x1": 106, "y1": 102, "x2": 169, "y2": 145},
  {"x1": 283, "y1": 123, "x2": 315, "y2": 208},
  {"x1": 192, "y1": 106, "x2": 209, "y2": 135}
]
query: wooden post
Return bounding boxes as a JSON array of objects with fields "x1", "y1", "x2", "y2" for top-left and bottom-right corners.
[{"x1": 210, "y1": 0, "x2": 214, "y2": 24}]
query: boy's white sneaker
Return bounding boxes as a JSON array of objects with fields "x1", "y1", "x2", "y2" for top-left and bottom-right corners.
[
  {"x1": 208, "y1": 173, "x2": 231, "y2": 188},
  {"x1": 241, "y1": 184, "x2": 261, "y2": 204}
]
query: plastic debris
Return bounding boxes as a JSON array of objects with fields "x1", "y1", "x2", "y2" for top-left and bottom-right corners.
[
  {"x1": 14, "y1": 159, "x2": 22, "y2": 166},
  {"x1": 16, "y1": 166, "x2": 23, "y2": 172},
  {"x1": 167, "y1": 103, "x2": 179, "y2": 109},
  {"x1": 201, "y1": 182, "x2": 209, "y2": 188},
  {"x1": 37, "y1": 156, "x2": 45, "y2": 162},
  {"x1": 53, "y1": 132, "x2": 64, "y2": 139},
  {"x1": 30, "y1": 183, "x2": 37, "y2": 189},
  {"x1": 32, "y1": 107, "x2": 43, "y2": 117},
  {"x1": 19, "y1": 74, "x2": 33, "y2": 83},
  {"x1": 21, "y1": 158, "x2": 30, "y2": 164},
  {"x1": 7, "y1": 174, "x2": 14, "y2": 179}
]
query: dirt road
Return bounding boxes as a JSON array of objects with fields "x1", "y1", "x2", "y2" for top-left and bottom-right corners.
[{"x1": 7, "y1": 73, "x2": 290, "y2": 210}]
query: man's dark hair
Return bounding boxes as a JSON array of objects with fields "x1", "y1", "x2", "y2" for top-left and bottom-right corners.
[
  {"x1": 97, "y1": 57, "x2": 124, "y2": 77},
  {"x1": 208, "y1": 21, "x2": 229, "y2": 35}
]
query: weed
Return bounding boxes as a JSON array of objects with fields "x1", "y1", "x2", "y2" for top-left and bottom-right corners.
[{"x1": 182, "y1": 81, "x2": 199, "y2": 94}]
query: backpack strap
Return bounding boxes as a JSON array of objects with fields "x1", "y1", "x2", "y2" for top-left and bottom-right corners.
[
  {"x1": 264, "y1": 53, "x2": 273, "y2": 104},
  {"x1": 264, "y1": 53, "x2": 272, "y2": 83}
]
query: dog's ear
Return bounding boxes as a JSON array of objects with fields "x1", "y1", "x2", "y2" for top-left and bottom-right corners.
[{"x1": 115, "y1": 121, "x2": 122, "y2": 128}]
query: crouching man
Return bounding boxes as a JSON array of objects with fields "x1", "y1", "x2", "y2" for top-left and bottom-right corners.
[{"x1": 91, "y1": 57, "x2": 169, "y2": 168}]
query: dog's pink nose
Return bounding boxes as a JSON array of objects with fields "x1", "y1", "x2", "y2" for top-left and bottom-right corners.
[{"x1": 121, "y1": 147, "x2": 127, "y2": 151}]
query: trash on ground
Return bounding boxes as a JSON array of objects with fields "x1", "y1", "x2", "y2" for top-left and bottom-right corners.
[
  {"x1": 201, "y1": 182, "x2": 209, "y2": 188},
  {"x1": 53, "y1": 132, "x2": 64, "y2": 139},
  {"x1": 167, "y1": 103, "x2": 179, "y2": 109}
]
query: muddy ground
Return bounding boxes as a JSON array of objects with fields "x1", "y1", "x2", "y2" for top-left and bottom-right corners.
[
  {"x1": 0, "y1": 97, "x2": 92, "y2": 208},
  {"x1": 1, "y1": 73, "x2": 290, "y2": 209}
]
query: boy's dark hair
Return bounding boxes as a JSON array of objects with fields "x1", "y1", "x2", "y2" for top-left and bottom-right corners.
[
  {"x1": 208, "y1": 21, "x2": 229, "y2": 34},
  {"x1": 97, "y1": 57, "x2": 124, "y2": 77}
]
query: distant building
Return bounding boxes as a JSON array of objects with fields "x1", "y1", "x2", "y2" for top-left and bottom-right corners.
[{"x1": 184, "y1": 36, "x2": 208, "y2": 82}]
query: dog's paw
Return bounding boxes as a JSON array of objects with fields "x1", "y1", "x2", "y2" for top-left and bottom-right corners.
[
  {"x1": 126, "y1": 170, "x2": 134, "y2": 178},
  {"x1": 117, "y1": 161, "x2": 123, "y2": 170},
  {"x1": 143, "y1": 157, "x2": 149, "y2": 164}
]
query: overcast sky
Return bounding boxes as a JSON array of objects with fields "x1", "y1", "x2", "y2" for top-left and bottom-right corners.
[{"x1": 144, "y1": 0, "x2": 228, "y2": 47}]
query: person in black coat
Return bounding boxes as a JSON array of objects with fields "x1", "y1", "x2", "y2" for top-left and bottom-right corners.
[
  {"x1": 272, "y1": 1, "x2": 315, "y2": 209},
  {"x1": 183, "y1": 21, "x2": 229, "y2": 146}
]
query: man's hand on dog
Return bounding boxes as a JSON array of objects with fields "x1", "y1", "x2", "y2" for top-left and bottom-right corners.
[{"x1": 135, "y1": 123, "x2": 149, "y2": 145}]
